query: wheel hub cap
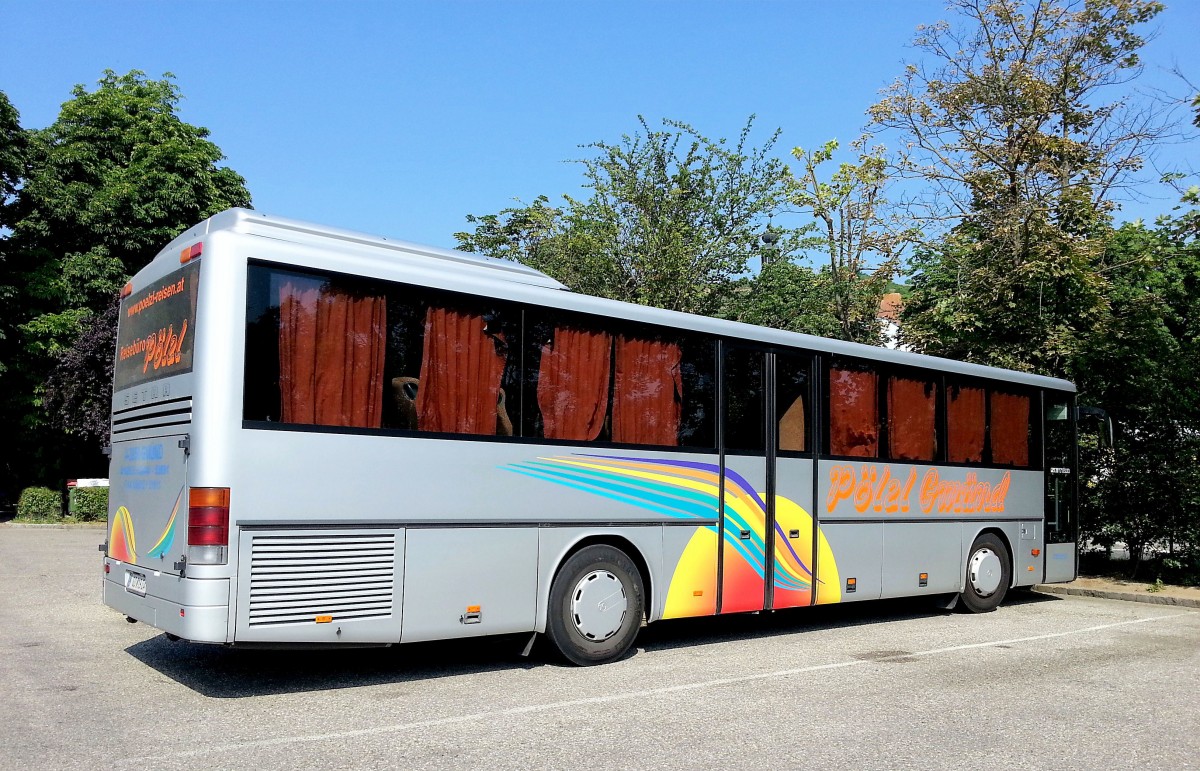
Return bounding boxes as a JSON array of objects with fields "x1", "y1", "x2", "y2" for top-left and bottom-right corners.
[
  {"x1": 571, "y1": 570, "x2": 627, "y2": 641},
  {"x1": 969, "y1": 548, "x2": 1003, "y2": 596}
]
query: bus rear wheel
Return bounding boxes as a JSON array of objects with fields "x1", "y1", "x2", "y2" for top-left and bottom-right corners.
[
  {"x1": 960, "y1": 533, "x2": 1011, "y2": 613},
  {"x1": 547, "y1": 544, "x2": 644, "y2": 666}
]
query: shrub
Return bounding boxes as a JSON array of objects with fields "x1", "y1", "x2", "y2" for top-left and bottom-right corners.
[
  {"x1": 17, "y1": 487, "x2": 62, "y2": 521},
  {"x1": 74, "y1": 487, "x2": 109, "y2": 522}
]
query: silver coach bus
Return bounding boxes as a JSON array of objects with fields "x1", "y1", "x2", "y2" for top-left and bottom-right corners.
[{"x1": 102, "y1": 209, "x2": 1079, "y2": 665}]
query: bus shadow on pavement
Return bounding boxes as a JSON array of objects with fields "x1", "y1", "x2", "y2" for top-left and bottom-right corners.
[
  {"x1": 636, "y1": 590, "x2": 1058, "y2": 654},
  {"x1": 124, "y1": 632, "x2": 543, "y2": 699},
  {"x1": 125, "y1": 591, "x2": 1060, "y2": 698}
]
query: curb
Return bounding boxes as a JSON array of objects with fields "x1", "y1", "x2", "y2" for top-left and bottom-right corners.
[
  {"x1": 1, "y1": 521, "x2": 107, "y2": 529},
  {"x1": 1034, "y1": 584, "x2": 1200, "y2": 609}
]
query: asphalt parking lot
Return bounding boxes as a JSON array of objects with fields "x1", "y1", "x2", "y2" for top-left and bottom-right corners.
[{"x1": 3, "y1": 526, "x2": 1198, "y2": 771}]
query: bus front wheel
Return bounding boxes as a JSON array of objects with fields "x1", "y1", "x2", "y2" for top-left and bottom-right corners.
[
  {"x1": 546, "y1": 544, "x2": 644, "y2": 666},
  {"x1": 960, "y1": 533, "x2": 1011, "y2": 613}
]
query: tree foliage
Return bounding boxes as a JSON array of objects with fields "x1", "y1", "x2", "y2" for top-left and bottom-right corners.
[
  {"x1": 877, "y1": 0, "x2": 1164, "y2": 376},
  {"x1": 720, "y1": 260, "x2": 846, "y2": 339},
  {"x1": 786, "y1": 139, "x2": 912, "y2": 343},
  {"x1": 870, "y1": 0, "x2": 1199, "y2": 571},
  {"x1": 458, "y1": 119, "x2": 904, "y2": 341},
  {"x1": 42, "y1": 298, "x2": 118, "y2": 445},
  {"x1": 458, "y1": 116, "x2": 790, "y2": 315},
  {"x1": 1076, "y1": 209, "x2": 1200, "y2": 567},
  {"x1": 0, "y1": 71, "x2": 250, "y2": 495}
]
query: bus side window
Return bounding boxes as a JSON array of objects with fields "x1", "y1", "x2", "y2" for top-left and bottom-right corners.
[
  {"x1": 723, "y1": 347, "x2": 764, "y2": 453},
  {"x1": 887, "y1": 374, "x2": 937, "y2": 462},
  {"x1": 947, "y1": 383, "x2": 985, "y2": 463},
  {"x1": 386, "y1": 295, "x2": 518, "y2": 437},
  {"x1": 524, "y1": 313, "x2": 714, "y2": 449},
  {"x1": 990, "y1": 390, "x2": 1032, "y2": 467},
  {"x1": 676, "y1": 335, "x2": 715, "y2": 449},
  {"x1": 269, "y1": 268, "x2": 388, "y2": 430},
  {"x1": 525, "y1": 314, "x2": 614, "y2": 443},
  {"x1": 828, "y1": 360, "x2": 879, "y2": 458},
  {"x1": 776, "y1": 354, "x2": 810, "y2": 454}
]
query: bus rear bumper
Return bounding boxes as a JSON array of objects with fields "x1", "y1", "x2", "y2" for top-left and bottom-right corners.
[{"x1": 103, "y1": 560, "x2": 230, "y2": 644}]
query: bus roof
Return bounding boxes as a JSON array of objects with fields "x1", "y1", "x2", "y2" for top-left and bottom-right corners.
[
  {"x1": 162, "y1": 208, "x2": 1075, "y2": 394},
  {"x1": 163, "y1": 207, "x2": 568, "y2": 290}
]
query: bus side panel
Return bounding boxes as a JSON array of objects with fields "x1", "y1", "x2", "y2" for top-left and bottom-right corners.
[
  {"x1": 660, "y1": 523, "x2": 718, "y2": 620},
  {"x1": 1015, "y1": 520, "x2": 1045, "y2": 585},
  {"x1": 1044, "y1": 542, "x2": 1076, "y2": 584},
  {"x1": 881, "y1": 522, "x2": 962, "y2": 598},
  {"x1": 816, "y1": 523, "x2": 882, "y2": 602},
  {"x1": 401, "y1": 528, "x2": 537, "y2": 643},
  {"x1": 234, "y1": 527, "x2": 404, "y2": 644}
]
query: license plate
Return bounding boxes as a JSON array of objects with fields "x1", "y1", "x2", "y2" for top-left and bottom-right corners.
[{"x1": 126, "y1": 570, "x2": 147, "y2": 596}]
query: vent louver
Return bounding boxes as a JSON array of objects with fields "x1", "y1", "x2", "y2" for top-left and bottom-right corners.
[
  {"x1": 111, "y1": 397, "x2": 192, "y2": 437},
  {"x1": 247, "y1": 533, "x2": 396, "y2": 626}
]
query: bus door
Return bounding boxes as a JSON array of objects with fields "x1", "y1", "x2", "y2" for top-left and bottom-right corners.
[
  {"x1": 719, "y1": 345, "x2": 816, "y2": 613},
  {"x1": 770, "y1": 351, "x2": 817, "y2": 610},
  {"x1": 1043, "y1": 394, "x2": 1078, "y2": 582}
]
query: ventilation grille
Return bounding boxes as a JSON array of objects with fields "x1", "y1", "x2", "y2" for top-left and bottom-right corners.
[
  {"x1": 247, "y1": 533, "x2": 396, "y2": 626},
  {"x1": 111, "y1": 398, "x2": 192, "y2": 437}
]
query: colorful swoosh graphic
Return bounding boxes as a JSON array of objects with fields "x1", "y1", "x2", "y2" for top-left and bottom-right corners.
[
  {"x1": 502, "y1": 454, "x2": 840, "y2": 618},
  {"x1": 145, "y1": 487, "x2": 184, "y2": 559},
  {"x1": 109, "y1": 506, "x2": 137, "y2": 563},
  {"x1": 108, "y1": 486, "x2": 183, "y2": 565}
]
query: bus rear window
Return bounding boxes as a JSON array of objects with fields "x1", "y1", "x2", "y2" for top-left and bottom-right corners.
[{"x1": 113, "y1": 261, "x2": 201, "y2": 392}]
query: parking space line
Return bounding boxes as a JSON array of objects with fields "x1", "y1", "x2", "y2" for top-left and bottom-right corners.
[{"x1": 116, "y1": 611, "x2": 1193, "y2": 764}]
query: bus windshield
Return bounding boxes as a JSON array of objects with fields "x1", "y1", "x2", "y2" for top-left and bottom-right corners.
[{"x1": 113, "y1": 260, "x2": 201, "y2": 392}]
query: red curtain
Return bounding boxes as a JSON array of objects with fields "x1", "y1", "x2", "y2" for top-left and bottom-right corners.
[
  {"x1": 830, "y1": 366, "x2": 878, "y2": 457},
  {"x1": 947, "y1": 385, "x2": 985, "y2": 463},
  {"x1": 991, "y1": 391, "x2": 1030, "y2": 466},
  {"x1": 611, "y1": 335, "x2": 682, "y2": 446},
  {"x1": 538, "y1": 325, "x2": 612, "y2": 441},
  {"x1": 888, "y1": 376, "x2": 936, "y2": 461},
  {"x1": 278, "y1": 278, "x2": 386, "y2": 427},
  {"x1": 416, "y1": 306, "x2": 506, "y2": 434}
]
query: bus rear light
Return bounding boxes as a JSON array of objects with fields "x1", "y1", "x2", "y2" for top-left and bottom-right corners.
[
  {"x1": 180, "y1": 242, "x2": 203, "y2": 264},
  {"x1": 187, "y1": 487, "x2": 230, "y2": 565},
  {"x1": 120, "y1": 281, "x2": 133, "y2": 299}
]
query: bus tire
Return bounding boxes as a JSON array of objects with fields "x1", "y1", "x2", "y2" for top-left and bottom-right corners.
[
  {"x1": 960, "y1": 533, "x2": 1011, "y2": 613},
  {"x1": 546, "y1": 544, "x2": 644, "y2": 666}
]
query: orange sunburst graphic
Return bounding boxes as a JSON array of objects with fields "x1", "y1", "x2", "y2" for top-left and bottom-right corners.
[{"x1": 109, "y1": 506, "x2": 137, "y2": 563}]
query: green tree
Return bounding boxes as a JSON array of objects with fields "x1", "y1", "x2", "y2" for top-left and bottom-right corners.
[
  {"x1": 870, "y1": 0, "x2": 1165, "y2": 376},
  {"x1": 1076, "y1": 211, "x2": 1200, "y2": 572},
  {"x1": 787, "y1": 138, "x2": 912, "y2": 343},
  {"x1": 0, "y1": 71, "x2": 251, "y2": 496},
  {"x1": 721, "y1": 260, "x2": 845, "y2": 339},
  {"x1": 458, "y1": 116, "x2": 790, "y2": 315},
  {"x1": 0, "y1": 91, "x2": 24, "y2": 225},
  {"x1": 455, "y1": 195, "x2": 565, "y2": 268}
]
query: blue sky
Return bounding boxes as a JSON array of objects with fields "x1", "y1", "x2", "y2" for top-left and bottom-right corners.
[{"x1": 3, "y1": 1, "x2": 1198, "y2": 251}]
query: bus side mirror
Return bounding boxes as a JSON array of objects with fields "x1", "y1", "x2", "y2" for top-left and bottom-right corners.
[{"x1": 1076, "y1": 406, "x2": 1114, "y2": 448}]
